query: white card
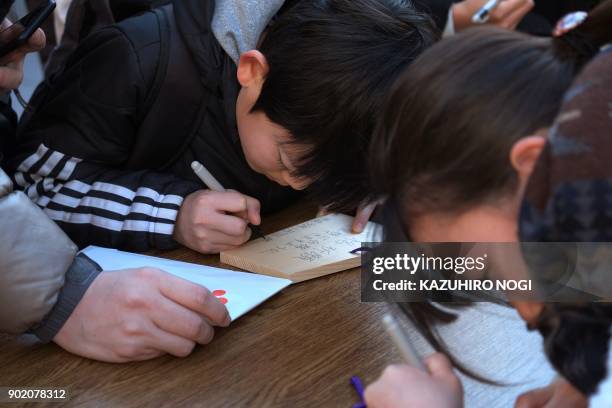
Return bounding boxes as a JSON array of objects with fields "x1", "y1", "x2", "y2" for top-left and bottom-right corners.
[{"x1": 81, "y1": 246, "x2": 292, "y2": 320}]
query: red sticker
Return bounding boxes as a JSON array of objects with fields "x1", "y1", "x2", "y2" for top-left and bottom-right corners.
[{"x1": 213, "y1": 289, "x2": 228, "y2": 304}]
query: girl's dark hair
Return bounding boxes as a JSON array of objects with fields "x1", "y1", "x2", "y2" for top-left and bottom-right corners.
[
  {"x1": 536, "y1": 303, "x2": 612, "y2": 395},
  {"x1": 369, "y1": 0, "x2": 612, "y2": 385},
  {"x1": 253, "y1": 0, "x2": 438, "y2": 213}
]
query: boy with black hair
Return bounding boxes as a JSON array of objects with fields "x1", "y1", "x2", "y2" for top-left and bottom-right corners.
[{"x1": 5, "y1": 0, "x2": 437, "y2": 254}]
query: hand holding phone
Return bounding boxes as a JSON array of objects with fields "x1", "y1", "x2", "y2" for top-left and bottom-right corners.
[
  {"x1": 0, "y1": 22, "x2": 45, "y2": 94},
  {"x1": 0, "y1": 3, "x2": 50, "y2": 95},
  {"x1": 0, "y1": 1, "x2": 54, "y2": 59}
]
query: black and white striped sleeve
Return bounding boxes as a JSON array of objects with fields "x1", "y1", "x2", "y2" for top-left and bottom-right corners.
[
  {"x1": 11, "y1": 143, "x2": 200, "y2": 251},
  {"x1": 5, "y1": 26, "x2": 202, "y2": 252}
]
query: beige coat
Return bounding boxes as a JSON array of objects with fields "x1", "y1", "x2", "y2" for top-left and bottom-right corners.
[{"x1": 0, "y1": 168, "x2": 77, "y2": 334}]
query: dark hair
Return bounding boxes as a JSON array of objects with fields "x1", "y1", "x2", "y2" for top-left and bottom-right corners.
[
  {"x1": 253, "y1": 0, "x2": 439, "y2": 212},
  {"x1": 369, "y1": 0, "x2": 612, "y2": 385},
  {"x1": 536, "y1": 303, "x2": 612, "y2": 395},
  {"x1": 371, "y1": 29, "x2": 577, "y2": 221}
]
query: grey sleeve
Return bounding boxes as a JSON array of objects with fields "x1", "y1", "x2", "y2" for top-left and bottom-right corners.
[
  {"x1": 211, "y1": 0, "x2": 285, "y2": 64},
  {"x1": 30, "y1": 254, "x2": 102, "y2": 343},
  {"x1": 0, "y1": 169, "x2": 78, "y2": 334}
]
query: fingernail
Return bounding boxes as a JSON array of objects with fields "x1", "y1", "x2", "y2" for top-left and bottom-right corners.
[{"x1": 353, "y1": 223, "x2": 363, "y2": 233}]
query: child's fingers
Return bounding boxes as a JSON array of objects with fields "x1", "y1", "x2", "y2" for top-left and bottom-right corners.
[
  {"x1": 425, "y1": 353, "x2": 456, "y2": 379},
  {"x1": 225, "y1": 190, "x2": 260, "y2": 225},
  {"x1": 363, "y1": 379, "x2": 386, "y2": 407},
  {"x1": 244, "y1": 195, "x2": 261, "y2": 225},
  {"x1": 425, "y1": 353, "x2": 464, "y2": 398},
  {"x1": 204, "y1": 190, "x2": 248, "y2": 213},
  {"x1": 352, "y1": 202, "x2": 377, "y2": 233},
  {"x1": 425, "y1": 353, "x2": 452, "y2": 372},
  {"x1": 201, "y1": 226, "x2": 252, "y2": 247},
  {"x1": 212, "y1": 190, "x2": 260, "y2": 217},
  {"x1": 205, "y1": 211, "x2": 249, "y2": 237}
]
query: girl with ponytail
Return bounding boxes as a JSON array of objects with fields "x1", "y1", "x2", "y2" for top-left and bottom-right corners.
[{"x1": 363, "y1": 1, "x2": 612, "y2": 406}]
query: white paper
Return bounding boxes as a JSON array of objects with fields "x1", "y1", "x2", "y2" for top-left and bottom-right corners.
[{"x1": 81, "y1": 246, "x2": 292, "y2": 320}]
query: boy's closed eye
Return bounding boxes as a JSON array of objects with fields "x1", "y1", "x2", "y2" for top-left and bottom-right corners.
[{"x1": 278, "y1": 144, "x2": 311, "y2": 190}]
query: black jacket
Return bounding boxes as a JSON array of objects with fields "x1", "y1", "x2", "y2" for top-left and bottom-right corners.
[{"x1": 5, "y1": 0, "x2": 297, "y2": 252}]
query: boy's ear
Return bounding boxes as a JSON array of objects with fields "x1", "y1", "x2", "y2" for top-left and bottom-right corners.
[
  {"x1": 237, "y1": 50, "x2": 269, "y2": 87},
  {"x1": 510, "y1": 135, "x2": 547, "y2": 180}
]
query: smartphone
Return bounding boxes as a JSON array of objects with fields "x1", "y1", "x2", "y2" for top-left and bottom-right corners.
[
  {"x1": 0, "y1": 0, "x2": 13, "y2": 23},
  {"x1": 0, "y1": 1, "x2": 55, "y2": 58}
]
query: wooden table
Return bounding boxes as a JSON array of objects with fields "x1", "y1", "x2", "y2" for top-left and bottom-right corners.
[{"x1": 0, "y1": 202, "x2": 400, "y2": 407}]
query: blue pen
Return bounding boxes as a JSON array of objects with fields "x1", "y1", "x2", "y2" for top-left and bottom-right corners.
[
  {"x1": 472, "y1": 0, "x2": 501, "y2": 24},
  {"x1": 350, "y1": 375, "x2": 367, "y2": 408}
]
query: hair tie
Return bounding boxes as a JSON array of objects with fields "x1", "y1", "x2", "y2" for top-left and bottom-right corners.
[
  {"x1": 553, "y1": 12, "x2": 600, "y2": 68},
  {"x1": 554, "y1": 11, "x2": 588, "y2": 36}
]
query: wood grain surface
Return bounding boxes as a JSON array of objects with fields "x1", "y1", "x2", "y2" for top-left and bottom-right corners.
[{"x1": 0, "y1": 202, "x2": 399, "y2": 407}]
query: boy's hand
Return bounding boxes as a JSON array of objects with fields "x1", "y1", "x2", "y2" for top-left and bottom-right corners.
[
  {"x1": 53, "y1": 267, "x2": 231, "y2": 363},
  {"x1": 365, "y1": 353, "x2": 463, "y2": 408},
  {"x1": 174, "y1": 189, "x2": 261, "y2": 253},
  {"x1": 515, "y1": 378, "x2": 587, "y2": 408},
  {"x1": 0, "y1": 19, "x2": 45, "y2": 94},
  {"x1": 452, "y1": 0, "x2": 534, "y2": 32}
]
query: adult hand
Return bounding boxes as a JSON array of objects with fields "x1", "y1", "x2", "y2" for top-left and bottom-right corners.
[
  {"x1": 0, "y1": 19, "x2": 45, "y2": 94},
  {"x1": 53, "y1": 267, "x2": 231, "y2": 362},
  {"x1": 515, "y1": 377, "x2": 587, "y2": 408},
  {"x1": 365, "y1": 353, "x2": 463, "y2": 408},
  {"x1": 452, "y1": 0, "x2": 534, "y2": 32},
  {"x1": 174, "y1": 189, "x2": 261, "y2": 253}
]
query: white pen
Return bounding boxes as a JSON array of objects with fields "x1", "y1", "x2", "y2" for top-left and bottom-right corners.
[
  {"x1": 191, "y1": 161, "x2": 225, "y2": 192},
  {"x1": 472, "y1": 0, "x2": 501, "y2": 24},
  {"x1": 382, "y1": 313, "x2": 426, "y2": 371},
  {"x1": 191, "y1": 161, "x2": 267, "y2": 240}
]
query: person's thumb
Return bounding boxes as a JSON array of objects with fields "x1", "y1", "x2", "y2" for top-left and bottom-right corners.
[
  {"x1": 426, "y1": 353, "x2": 463, "y2": 387},
  {"x1": 425, "y1": 353, "x2": 454, "y2": 376}
]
